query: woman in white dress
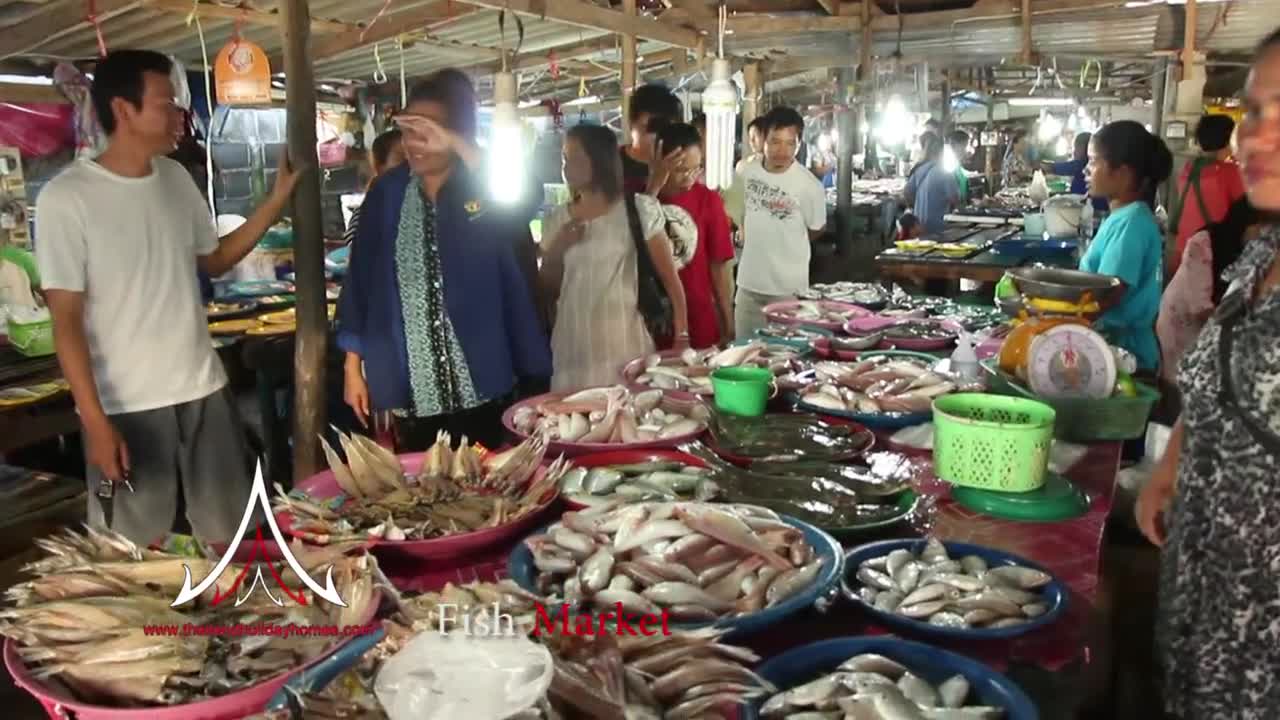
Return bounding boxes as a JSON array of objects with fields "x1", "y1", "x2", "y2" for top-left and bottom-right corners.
[{"x1": 540, "y1": 125, "x2": 689, "y2": 391}]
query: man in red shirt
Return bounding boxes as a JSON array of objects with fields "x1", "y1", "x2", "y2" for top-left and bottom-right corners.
[
  {"x1": 647, "y1": 122, "x2": 736, "y2": 349},
  {"x1": 1171, "y1": 114, "x2": 1246, "y2": 273}
]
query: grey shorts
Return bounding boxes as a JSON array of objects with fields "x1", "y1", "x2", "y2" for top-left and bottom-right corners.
[{"x1": 85, "y1": 387, "x2": 255, "y2": 546}]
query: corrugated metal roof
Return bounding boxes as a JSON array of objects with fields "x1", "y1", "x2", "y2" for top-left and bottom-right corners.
[{"x1": 1194, "y1": 0, "x2": 1275, "y2": 54}]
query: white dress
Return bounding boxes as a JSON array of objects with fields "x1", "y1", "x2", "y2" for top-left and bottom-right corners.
[{"x1": 546, "y1": 195, "x2": 664, "y2": 391}]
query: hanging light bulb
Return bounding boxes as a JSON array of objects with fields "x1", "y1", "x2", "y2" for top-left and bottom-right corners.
[
  {"x1": 489, "y1": 70, "x2": 525, "y2": 205},
  {"x1": 702, "y1": 4, "x2": 739, "y2": 190}
]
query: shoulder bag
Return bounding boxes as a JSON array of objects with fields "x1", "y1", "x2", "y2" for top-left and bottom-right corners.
[
  {"x1": 1215, "y1": 286, "x2": 1280, "y2": 455},
  {"x1": 623, "y1": 193, "x2": 674, "y2": 341}
]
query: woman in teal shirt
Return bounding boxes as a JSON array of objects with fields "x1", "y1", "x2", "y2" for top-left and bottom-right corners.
[{"x1": 1080, "y1": 120, "x2": 1173, "y2": 372}]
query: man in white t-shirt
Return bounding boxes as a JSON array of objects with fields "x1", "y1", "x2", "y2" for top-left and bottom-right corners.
[
  {"x1": 728, "y1": 106, "x2": 826, "y2": 337},
  {"x1": 35, "y1": 50, "x2": 302, "y2": 545}
]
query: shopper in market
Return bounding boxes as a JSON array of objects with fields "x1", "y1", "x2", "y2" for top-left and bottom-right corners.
[
  {"x1": 1001, "y1": 129, "x2": 1035, "y2": 188},
  {"x1": 904, "y1": 132, "x2": 961, "y2": 237},
  {"x1": 1079, "y1": 120, "x2": 1172, "y2": 373},
  {"x1": 540, "y1": 124, "x2": 688, "y2": 389},
  {"x1": 337, "y1": 69, "x2": 550, "y2": 451},
  {"x1": 620, "y1": 83, "x2": 683, "y2": 194},
  {"x1": 1156, "y1": 195, "x2": 1259, "y2": 387},
  {"x1": 735, "y1": 116, "x2": 767, "y2": 174},
  {"x1": 1137, "y1": 28, "x2": 1280, "y2": 720},
  {"x1": 729, "y1": 106, "x2": 826, "y2": 338},
  {"x1": 947, "y1": 130, "x2": 971, "y2": 205},
  {"x1": 343, "y1": 128, "x2": 404, "y2": 245},
  {"x1": 34, "y1": 49, "x2": 304, "y2": 545},
  {"x1": 648, "y1": 122, "x2": 736, "y2": 348},
  {"x1": 1169, "y1": 114, "x2": 1247, "y2": 274}
]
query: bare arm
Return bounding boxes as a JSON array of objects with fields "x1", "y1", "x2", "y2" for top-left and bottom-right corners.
[
  {"x1": 645, "y1": 231, "x2": 689, "y2": 342},
  {"x1": 711, "y1": 260, "x2": 736, "y2": 340},
  {"x1": 198, "y1": 155, "x2": 303, "y2": 277},
  {"x1": 538, "y1": 220, "x2": 580, "y2": 328},
  {"x1": 1136, "y1": 417, "x2": 1182, "y2": 546}
]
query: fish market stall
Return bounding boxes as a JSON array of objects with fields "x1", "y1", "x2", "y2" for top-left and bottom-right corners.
[{"x1": 876, "y1": 226, "x2": 1077, "y2": 286}]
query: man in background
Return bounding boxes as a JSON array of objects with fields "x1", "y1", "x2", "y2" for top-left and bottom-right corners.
[
  {"x1": 735, "y1": 116, "x2": 767, "y2": 174},
  {"x1": 1170, "y1": 114, "x2": 1246, "y2": 273},
  {"x1": 947, "y1": 130, "x2": 971, "y2": 206},
  {"x1": 728, "y1": 107, "x2": 826, "y2": 337},
  {"x1": 621, "y1": 83, "x2": 683, "y2": 194},
  {"x1": 35, "y1": 50, "x2": 302, "y2": 545}
]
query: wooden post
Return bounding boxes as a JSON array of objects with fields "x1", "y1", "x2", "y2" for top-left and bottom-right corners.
[
  {"x1": 1182, "y1": 0, "x2": 1197, "y2": 75},
  {"x1": 743, "y1": 62, "x2": 761, "y2": 157},
  {"x1": 940, "y1": 70, "x2": 951, "y2": 131},
  {"x1": 622, "y1": 0, "x2": 637, "y2": 138},
  {"x1": 1020, "y1": 0, "x2": 1033, "y2": 66},
  {"x1": 836, "y1": 67, "x2": 856, "y2": 262},
  {"x1": 280, "y1": 0, "x2": 326, "y2": 483}
]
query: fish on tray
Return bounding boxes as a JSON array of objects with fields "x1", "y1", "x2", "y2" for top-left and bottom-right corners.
[
  {"x1": 758, "y1": 324, "x2": 829, "y2": 342},
  {"x1": 772, "y1": 300, "x2": 864, "y2": 325},
  {"x1": 798, "y1": 356, "x2": 978, "y2": 415},
  {"x1": 629, "y1": 341, "x2": 804, "y2": 395},
  {"x1": 852, "y1": 538, "x2": 1054, "y2": 630},
  {"x1": 511, "y1": 385, "x2": 710, "y2": 444},
  {"x1": 1, "y1": 527, "x2": 381, "y2": 707},
  {"x1": 560, "y1": 460, "x2": 723, "y2": 506},
  {"x1": 706, "y1": 411, "x2": 874, "y2": 463},
  {"x1": 274, "y1": 429, "x2": 565, "y2": 544},
  {"x1": 882, "y1": 320, "x2": 957, "y2": 342},
  {"x1": 524, "y1": 501, "x2": 825, "y2": 622},
  {"x1": 760, "y1": 650, "x2": 1007, "y2": 718}
]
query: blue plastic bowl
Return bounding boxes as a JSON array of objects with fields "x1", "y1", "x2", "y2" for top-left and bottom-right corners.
[
  {"x1": 506, "y1": 514, "x2": 844, "y2": 639},
  {"x1": 743, "y1": 636, "x2": 1040, "y2": 720},
  {"x1": 841, "y1": 539, "x2": 1068, "y2": 641},
  {"x1": 791, "y1": 350, "x2": 940, "y2": 430},
  {"x1": 751, "y1": 324, "x2": 832, "y2": 352},
  {"x1": 264, "y1": 627, "x2": 386, "y2": 711}
]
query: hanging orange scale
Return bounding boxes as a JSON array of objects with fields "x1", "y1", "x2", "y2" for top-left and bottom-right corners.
[{"x1": 214, "y1": 17, "x2": 271, "y2": 106}]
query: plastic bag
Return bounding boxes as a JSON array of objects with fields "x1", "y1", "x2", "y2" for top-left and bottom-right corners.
[
  {"x1": 1028, "y1": 170, "x2": 1050, "y2": 204},
  {"x1": 53, "y1": 63, "x2": 106, "y2": 159},
  {"x1": 374, "y1": 631, "x2": 553, "y2": 720}
]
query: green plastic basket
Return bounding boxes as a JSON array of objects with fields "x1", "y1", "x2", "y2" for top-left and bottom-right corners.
[
  {"x1": 980, "y1": 359, "x2": 1160, "y2": 442},
  {"x1": 7, "y1": 315, "x2": 54, "y2": 358},
  {"x1": 932, "y1": 393, "x2": 1056, "y2": 493}
]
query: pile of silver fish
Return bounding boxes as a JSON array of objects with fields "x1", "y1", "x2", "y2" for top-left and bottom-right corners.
[
  {"x1": 798, "y1": 357, "x2": 973, "y2": 415},
  {"x1": 1, "y1": 527, "x2": 380, "y2": 707},
  {"x1": 559, "y1": 459, "x2": 722, "y2": 506},
  {"x1": 628, "y1": 341, "x2": 805, "y2": 395},
  {"x1": 852, "y1": 539, "x2": 1053, "y2": 630},
  {"x1": 798, "y1": 282, "x2": 889, "y2": 307},
  {"x1": 524, "y1": 502, "x2": 824, "y2": 623},
  {"x1": 770, "y1": 300, "x2": 865, "y2": 325},
  {"x1": 757, "y1": 324, "x2": 831, "y2": 343},
  {"x1": 511, "y1": 385, "x2": 710, "y2": 444},
  {"x1": 276, "y1": 431, "x2": 566, "y2": 544},
  {"x1": 759, "y1": 651, "x2": 1006, "y2": 719}
]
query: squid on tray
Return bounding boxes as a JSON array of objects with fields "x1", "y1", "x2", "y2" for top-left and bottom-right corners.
[
  {"x1": 798, "y1": 356, "x2": 979, "y2": 415},
  {"x1": 511, "y1": 385, "x2": 711, "y2": 445}
]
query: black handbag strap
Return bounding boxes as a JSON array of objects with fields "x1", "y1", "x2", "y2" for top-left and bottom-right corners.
[
  {"x1": 624, "y1": 192, "x2": 648, "y2": 259},
  {"x1": 1216, "y1": 291, "x2": 1280, "y2": 455}
]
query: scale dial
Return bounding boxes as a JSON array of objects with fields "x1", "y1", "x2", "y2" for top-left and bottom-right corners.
[{"x1": 1025, "y1": 324, "x2": 1116, "y2": 400}]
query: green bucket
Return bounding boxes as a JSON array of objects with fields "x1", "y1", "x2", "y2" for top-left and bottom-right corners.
[
  {"x1": 932, "y1": 393, "x2": 1056, "y2": 493},
  {"x1": 711, "y1": 366, "x2": 775, "y2": 417}
]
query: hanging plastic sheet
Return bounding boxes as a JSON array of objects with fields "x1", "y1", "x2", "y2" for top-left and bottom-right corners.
[
  {"x1": 0, "y1": 103, "x2": 74, "y2": 159},
  {"x1": 53, "y1": 63, "x2": 105, "y2": 159}
]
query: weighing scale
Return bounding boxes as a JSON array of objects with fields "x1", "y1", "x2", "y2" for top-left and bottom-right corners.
[{"x1": 1026, "y1": 324, "x2": 1117, "y2": 400}]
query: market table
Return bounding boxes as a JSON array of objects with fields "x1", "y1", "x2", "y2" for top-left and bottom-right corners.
[
  {"x1": 877, "y1": 231, "x2": 1078, "y2": 285},
  {"x1": 0, "y1": 346, "x2": 75, "y2": 455}
]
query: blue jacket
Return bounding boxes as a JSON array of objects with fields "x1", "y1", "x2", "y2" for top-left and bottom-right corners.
[{"x1": 335, "y1": 163, "x2": 551, "y2": 412}]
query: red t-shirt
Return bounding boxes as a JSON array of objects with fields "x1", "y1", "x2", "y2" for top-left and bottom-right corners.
[
  {"x1": 657, "y1": 183, "x2": 735, "y2": 349},
  {"x1": 1173, "y1": 158, "x2": 1245, "y2": 266}
]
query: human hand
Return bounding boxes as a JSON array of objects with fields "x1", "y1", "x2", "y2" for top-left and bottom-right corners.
[
  {"x1": 270, "y1": 151, "x2": 309, "y2": 202},
  {"x1": 1135, "y1": 464, "x2": 1176, "y2": 547},
  {"x1": 397, "y1": 114, "x2": 466, "y2": 155},
  {"x1": 646, "y1": 140, "x2": 686, "y2": 195},
  {"x1": 84, "y1": 414, "x2": 130, "y2": 485},
  {"x1": 344, "y1": 363, "x2": 370, "y2": 427}
]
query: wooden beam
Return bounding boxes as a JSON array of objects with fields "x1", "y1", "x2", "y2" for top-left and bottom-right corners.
[
  {"x1": 665, "y1": 0, "x2": 714, "y2": 19},
  {"x1": 280, "y1": 0, "x2": 326, "y2": 483},
  {"x1": 1182, "y1": 0, "x2": 1197, "y2": 73},
  {"x1": 0, "y1": 81, "x2": 67, "y2": 103},
  {"x1": 146, "y1": 0, "x2": 350, "y2": 34},
  {"x1": 726, "y1": 13, "x2": 857, "y2": 35},
  {"x1": 0, "y1": 0, "x2": 140, "y2": 60},
  {"x1": 454, "y1": 0, "x2": 702, "y2": 49},
  {"x1": 859, "y1": 0, "x2": 871, "y2": 81},
  {"x1": 622, "y1": 0, "x2": 637, "y2": 136},
  {"x1": 311, "y1": 1, "x2": 462, "y2": 61},
  {"x1": 815, "y1": 0, "x2": 839, "y2": 16},
  {"x1": 728, "y1": 0, "x2": 1129, "y2": 37},
  {"x1": 1020, "y1": 0, "x2": 1033, "y2": 65}
]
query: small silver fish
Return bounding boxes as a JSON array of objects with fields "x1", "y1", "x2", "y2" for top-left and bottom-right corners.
[
  {"x1": 928, "y1": 612, "x2": 969, "y2": 629},
  {"x1": 874, "y1": 590, "x2": 905, "y2": 612},
  {"x1": 959, "y1": 555, "x2": 988, "y2": 575},
  {"x1": 858, "y1": 567, "x2": 897, "y2": 592},
  {"x1": 898, "y1": 671, "x2": 941, "y2": 707},
  {"x1": 898, "y1": 599, "x2": 948, "y2": 618},
  {"x1": 984, "y1": 565, "x2": 1052, "y2": 590},
  {"x1": 937, "y1": 674, "x2": 971, "y2": 709},
  {"x1": 837, "y1": 653, "x2": 909, "y2": 679}
]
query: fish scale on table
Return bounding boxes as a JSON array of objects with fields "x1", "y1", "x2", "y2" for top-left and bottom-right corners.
[
  {"x1": 850, "y1": 538, "x2": 1054, "y2": 630},
  {"x1": 760, "y1": 651, "x2": 1005, "y2": 719},
  {"x1": 524, "y1": 501, "x2": 825, "y2": 622}
]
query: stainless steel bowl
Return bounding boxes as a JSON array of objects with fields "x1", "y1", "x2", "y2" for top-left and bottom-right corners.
[{"x1": 1006, "y1": 267, "x2": 1124, "y2": 306}]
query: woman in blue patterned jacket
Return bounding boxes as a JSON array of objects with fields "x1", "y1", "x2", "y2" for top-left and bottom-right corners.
[{"x1": 336, "y1": 70, "x2": 550, "y2": 451}]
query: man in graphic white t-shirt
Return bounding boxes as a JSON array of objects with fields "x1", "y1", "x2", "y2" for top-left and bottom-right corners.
[
  {"x1": 35, "y1": 49, "x2": 301, "y2": 545},
  {"x1": 728, "y1": 106, "x2": 826, "y2": 337}
]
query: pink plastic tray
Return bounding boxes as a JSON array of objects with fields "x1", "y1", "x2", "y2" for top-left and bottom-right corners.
[
  {"x1": 4, "y1": 594, "x2": 380, "y2": 720},
  {"x1": 276, "y1": 451, "x2": 558, "y2": 562},
  {"x1": 501, "y1": 388, "x2": 707, "y2": 457},
  {"x1": 762, "y1": 300, "x2": 872, "y2": 331}
]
